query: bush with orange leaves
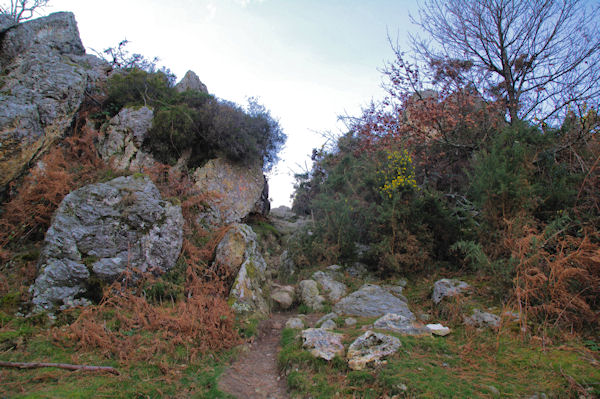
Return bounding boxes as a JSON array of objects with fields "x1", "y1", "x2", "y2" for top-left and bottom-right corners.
[
  {"x1": 510, "y1": 221, "x2": 600, "y2": 331},
  {"x1": 54, "y1": 264, "x2": 240, "y2": 363}
]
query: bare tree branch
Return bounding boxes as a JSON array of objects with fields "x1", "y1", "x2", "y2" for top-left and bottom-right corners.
[
  {"x1": 410, "y1": 0, "x2": 600, "y2": 125},
  {"x1": 0, "y1": 361, "x2": 120, "y2": 375},
  {"x1": 0, "y1": 0, "x2": 49, "y2": 23}
]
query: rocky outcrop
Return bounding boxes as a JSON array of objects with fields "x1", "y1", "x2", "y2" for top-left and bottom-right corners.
[
  {"x1": 193, "y1": 158, "x2": 267, "y2": 226},
  {"x1": 96, "y1": 106, "x2": 156, "y2": 171},
  {"x1": 175, "y1": 70, "x2": 208, "y2": 94},
  {"x1": 251, "y1": 175, "x2": 270, "y2": 216},
  {"x1": 216, "y1": 224, "x2": 270, "y2": 316},
  {"x1": 0, "y1": 12, "x2": 110, "y2": 197},
  {"x1": 31, "y1": 175, "x2": 183, "y2": 310},
  {"x1": 347, "y1": 331, "x2": 401, "y2": 371},
  {"x1": 298, "y1": 279, "x2": 325, "y2": 311},
  {"x1": 334, "y1": 284, "x2": 415, "y2": 318},
  {"x1": 301, "y1": 328, "x2": 345, "y2": 361},
  {"x1": 432, "y1": 279, "x2": 470, "y2": 304}
]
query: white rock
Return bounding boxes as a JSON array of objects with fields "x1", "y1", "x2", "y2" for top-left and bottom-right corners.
[{"x1": 426, "y1": 323, "x2": 451, "y2": 336}]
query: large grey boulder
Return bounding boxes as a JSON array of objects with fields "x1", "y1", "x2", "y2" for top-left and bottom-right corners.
[
  {"x1": 96, "y1": 106, "x2": 156, "y2": 171},
  {"x1": 301, "y1": 328, "x2": 345, "y2": 361},
  {"x1": 334, "y1": 284, "x2": 415, "y2": 318},
  {"x1": 0, "y1": 12, "x2": 110, "y2": 197},
  {"x1": 175, "y1": 70, "x2": 208, "y2": 94},
  {"x1": 347, "y1": 331, "x2": 401, "y2": 370},
  {"x1": 31, "y1": 175, "x2": 183, "y2": 310},
  {"x1": 432, "y1": 279, "x2": 470, "y2": 304},
  {"x1": 215, "y1": 224, "x2": 270, "y2": 316},
  {"x1": 193, "y1": 158, "x2": 268, "y2": 226}
]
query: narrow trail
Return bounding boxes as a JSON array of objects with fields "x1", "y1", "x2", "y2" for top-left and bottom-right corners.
[{"x1": 218, "y1": 313, "x2": 291, "y2": 399}]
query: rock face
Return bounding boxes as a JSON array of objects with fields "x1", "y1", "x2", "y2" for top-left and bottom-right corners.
[
  {"x1": 31, "y1": 175, "x2": 183, "y2": 310},
  {"x1": 298, "y1": 279, "x2": 325, "y2": 311},
  {"x1": 216, "y1": 224, "x2": 270, "y2": 316},
  {"x1": 432, "y1": 279, "x2": 470, "y2": 304},
  {"x1": 301, "y1": 328, "x2": 345, "y2": 361},
  {"x1": 0, "y1": 12, "x2": 110, "y2": 197},
  {"x1": 334, "y1": 284, "x2": 415, "y2": 318},
  {"x1": 347, "y1": 331, "x2": 401, "y2": 370},
  {"x1": 373, "y1": 313, "x2": 431, "y2": 336},
  {"x1": 96, "y1": 106, "x2": 156, "y2": 171},
  {"x1": 464, "y1": 309, "x2": 501, "y2": 328},
  {"x1": 175, "y1": 70, "x2": 208, "y2": 94},
  {"x1": 312, "y1": 270, "x2": 347, "y2": 302},
  {"x1": 193, "y1": 158, "x2": 267, "y2": 225}
]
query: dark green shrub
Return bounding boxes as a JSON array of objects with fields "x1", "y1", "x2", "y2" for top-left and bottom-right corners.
[{"x1": 104, "y1": 69, "x2": 285, "y2": 171}]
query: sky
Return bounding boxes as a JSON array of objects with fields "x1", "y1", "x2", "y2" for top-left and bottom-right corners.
[{"x1": 47, "y1": 0, "x2": 421, "y2": 207}]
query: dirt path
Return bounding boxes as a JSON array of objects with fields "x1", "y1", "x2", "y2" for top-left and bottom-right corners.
[{"x1": 218, "y1": 313, "x2": 291, "y2": 399}]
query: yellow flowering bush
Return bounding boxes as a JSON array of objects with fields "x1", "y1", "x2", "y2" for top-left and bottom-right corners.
[{"x1": 379, "y1": 149, "x2": 417, "y2": 198}]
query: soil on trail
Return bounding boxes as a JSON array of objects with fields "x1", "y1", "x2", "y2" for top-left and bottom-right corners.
[{"x1": 218, "y1": 313, "x2": 315, "y2": 399}]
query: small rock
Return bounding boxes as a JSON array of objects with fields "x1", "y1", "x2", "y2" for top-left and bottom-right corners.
[
  {"x1": 326, "y1": 264, "x2": 343, "y2": 273},
  {"x1": 464, "y1": 309, "x2": 501, "y2": 328},
  {"x1": 286, "y1": 317, "x2": 304, "y2": 329},
  {"x1": 345, "y1": 318, "x2": 357, "y2": 327},
  {"x1": 373, "y1": 313, "x2": 431, "y2": 336},
  {"x1": 316, "y1": 312, "x2": 338, "y2": 327},
  {"x1": 487, "y1": 385, "x2": 500, "y2": 395},
  {"x1": 299, "y1": 279, "x2": 325, "y2": 311},
  {"x1": 432, "y1": 279, "x2": 470, "y2": 304},
  {"x1": 301, "y1": 328, "x2": 345, "y2": 361},
  {"x1": 320, "y1": 319, "x2": 337, "y2": 330},
  {"x1": 426, "y1": 323, "x2": 451, "y2": 336},
  {"x1": 347, "y1": 330, "x2": 401, "y2": 370}
]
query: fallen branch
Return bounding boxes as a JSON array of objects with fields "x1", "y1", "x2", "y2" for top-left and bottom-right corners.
[{"x1": 0, "y1": 361, "x2": 120, "y2": 375}]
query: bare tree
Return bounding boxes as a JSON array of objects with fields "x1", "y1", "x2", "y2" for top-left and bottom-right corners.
[
  {"x1": 411, "y1": 0, "x2": 600, "y2": 124},
  {"x1": 0, "y1": 0, "x2": 49, "y2": 23}
]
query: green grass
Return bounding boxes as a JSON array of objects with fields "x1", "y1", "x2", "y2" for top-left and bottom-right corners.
[
  {"x1": 0, "y1": 316, "x2": 238, "y2": 398},
  {"x1": 277, "y1": 273, "x2": 600, "y2": 399}
]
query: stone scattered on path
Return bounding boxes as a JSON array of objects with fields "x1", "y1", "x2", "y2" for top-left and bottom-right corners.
[
  {"x1": 299, "y1": 279, "x2": 325, "y2": 311},
  {"x1": 286, "y1": 317, "x2": 304, "y2": 329},
  {"x1": 345, "y1": 318, "x2": 357, "y2": 327},
  {"x1": 426, "y1": 323, "x2": 451, "y2": 336},
  {"x1": 432, "y1": 279, "x2": 470, "y2": 304},
  {"x1": 347, "y1": 331, "x2": 401, "y2": 370},
  {"x1": 334, "y1": 284, "x2": 415, "y2": 318},
  {"x1": 464, "y1": 309, "x2": 501, "y2": 328},
  {"x1": 312, "y1": 270, "x2": 347, "y2": 302},
  {"x1": 373, "y1": 313, "x2": 431, "y2": 336},
  {"x1": 301, "y1": 328, "x2": 345, "y2": 361}
]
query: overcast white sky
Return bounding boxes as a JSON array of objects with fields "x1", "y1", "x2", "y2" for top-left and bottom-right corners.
[{"x1": 48, "y1": 0, "x2": 420, "y2": 207}]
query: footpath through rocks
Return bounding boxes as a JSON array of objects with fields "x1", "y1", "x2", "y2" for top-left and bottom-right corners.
[{"x1": 218, "y1": 313, "x2": 318, "y2": 399}]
